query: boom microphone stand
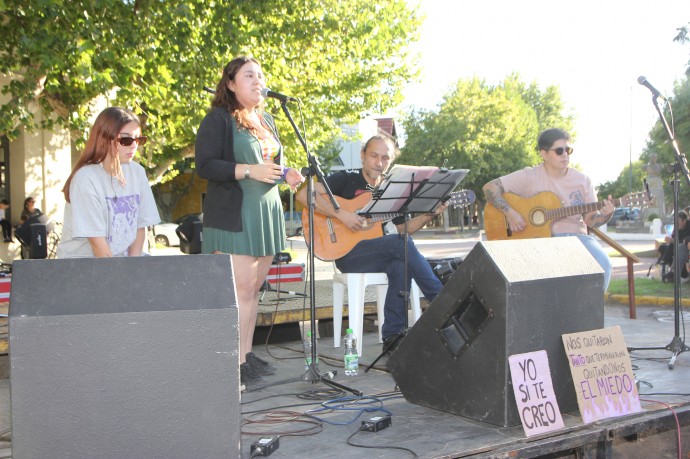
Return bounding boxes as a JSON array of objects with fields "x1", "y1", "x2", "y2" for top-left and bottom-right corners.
[
  {"x1": 628, "y1": 84, "x2": 690, "y2": 369},
  {"x1": 248, "y1": 98, "x2": 360, "y2": 395}
]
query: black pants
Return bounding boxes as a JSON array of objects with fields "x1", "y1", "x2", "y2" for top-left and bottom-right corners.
[{"x1": 0, "y1": 220, "x2": 11, "y2": 241}]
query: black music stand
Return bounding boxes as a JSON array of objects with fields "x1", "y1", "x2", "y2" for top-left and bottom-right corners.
[{"x1": 361, "y1": 165, "x2": 469, "y2": 371}]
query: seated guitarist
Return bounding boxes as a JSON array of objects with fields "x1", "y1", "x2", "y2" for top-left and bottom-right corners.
[
  {"x1": 482, "y1": 128, "x2": 615, "y2": 289},
  {"x1": 295, "y1": 134, "x2": 447, "y2": 354}
]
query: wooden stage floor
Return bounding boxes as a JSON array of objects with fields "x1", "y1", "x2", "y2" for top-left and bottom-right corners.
[
  {"x1": 0, "y1": 283, "x2": 689, "y2": 458},
  {"x1": 241, "y1": 301, "x2": 690, "y2": 458}
]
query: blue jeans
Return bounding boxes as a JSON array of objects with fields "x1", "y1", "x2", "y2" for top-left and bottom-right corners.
[
  {"x1": 335, "y1": 234, "x2": 443, "y2": 339},
  {"x1": 554, "y1": 233, "x2": 612, "y2": 291}
]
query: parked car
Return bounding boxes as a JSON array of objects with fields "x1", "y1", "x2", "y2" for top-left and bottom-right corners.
[
  {"x1": 152, "y1": 213, "x2": 202, "y2": 247},
  {"x1": 284, "y1": 211, "x2": 303, "y2": 237},
  {"x1": 152, "y1": 222, "x2": 180, "y2": 247},
  {"x1": 609, "y1": 207, "x2": 639, "y2": 226}
]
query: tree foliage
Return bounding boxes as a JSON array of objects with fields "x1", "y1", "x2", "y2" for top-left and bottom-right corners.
[
  {"x1": 398, "y1": 75, "x2": 574, "y2": 200},
  {"x1": 675, "y1": 21, "x2": 690, "y2": 72},
  {"x1": 595, "y1": 161, "x2": 648, "y2": 201},
  {"x1": 0, "y1": 0, "x2": 421, "y2": 185},
  {"x1": 589, "y1": 21, "x2": 689, "y2": 210},
  {"x1": 639, "y1": 75, "x2": 690, "y2": 209}
]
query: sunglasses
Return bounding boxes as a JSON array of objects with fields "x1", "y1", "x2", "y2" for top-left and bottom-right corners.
[
  {"x1": 118, "y1": 136, "x2": 148, "y2": 147},
  {"x1": 547, "y1": 146, "x2": 573, "y2": 156}
]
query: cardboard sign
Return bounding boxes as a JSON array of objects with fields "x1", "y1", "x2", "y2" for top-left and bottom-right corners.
[
  {"x1": 562, "y1": 326, "x2": 642, "y2": 423},
  {"x1": 508, "y1": 350, "x2": 564, "y2": 436}
]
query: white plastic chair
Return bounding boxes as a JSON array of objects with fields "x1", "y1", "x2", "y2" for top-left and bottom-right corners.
[{"x1": 332, "y1": 272, "x2": 423, "y2": 357}]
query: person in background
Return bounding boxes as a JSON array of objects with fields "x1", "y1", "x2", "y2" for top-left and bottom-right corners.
[
  {"x1": 483, "y1": 128, "x2": 614, "y2": 290},
  {"x1": 0, "y1": 200, "x2": 11, "y2": 242},
  {"x1": 295, "y1": 134, "x2": 447, "y2": 354},
  {"x1": 57, "y1": 107, "x2": 160, "y2": 258},
  {"x1": 195, "y1": 56, "x2": 304, "y2": 388},
  {"x1": 20, "y1": 197, "x2": 42, "y2": 223},
  {"x1": 658, "y1": 210, "x2": 690, "y2": 281}
]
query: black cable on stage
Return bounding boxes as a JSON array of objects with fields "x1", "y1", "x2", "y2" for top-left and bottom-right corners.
[{"x1": 346, "y1": 428, "x2": 419, "y2": 458}]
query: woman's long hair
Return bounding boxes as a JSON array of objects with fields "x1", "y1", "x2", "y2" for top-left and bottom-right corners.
[
  {"x1": 62, "y1": 107, "x2": 141, "y2": 202},
  {"x1": 22, "y1": 197, "x2": 34, "y2": 212},
  {"x1": 212, "y1": 56, "x2": 264, "y2": 134}
]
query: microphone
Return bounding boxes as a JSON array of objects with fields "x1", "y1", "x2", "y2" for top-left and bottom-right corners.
[
  {"x1": 637, "y1": 76, "x2": 666, "y2": 100},
  {"x1": 261, "y1": 87, "x2": 298, "y2": 103},
  {"x1": 203, "y1": 86, "x2": 216, "y2": 94}
]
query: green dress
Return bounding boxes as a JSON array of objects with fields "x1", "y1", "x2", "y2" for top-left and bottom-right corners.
[{"x1": 202, "y1": 121, "x2": 286, "y2": 257}]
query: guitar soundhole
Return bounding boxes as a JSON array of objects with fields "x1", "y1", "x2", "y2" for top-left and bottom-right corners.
[{"x1": 531, "y1": 209, "x2": 546, "y2": 226}]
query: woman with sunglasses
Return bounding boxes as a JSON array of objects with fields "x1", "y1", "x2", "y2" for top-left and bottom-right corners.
[
  {"x1": 482, "y1": 127, "x2": 614, "y2": 289},
  {"x1": 195, "y1": 56, "x2": 304, "y2": 388},
  {"x1": 57, "y1": 106, "x2": 160, "y2": 258}
]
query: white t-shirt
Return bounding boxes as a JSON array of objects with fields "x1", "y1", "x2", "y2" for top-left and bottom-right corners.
[
  {"x1": 499, "y1": 164, "x2": 596, "y2": 235},
  {"x1": 57, "y1": 162, "x2": 160, "y2": 258}
]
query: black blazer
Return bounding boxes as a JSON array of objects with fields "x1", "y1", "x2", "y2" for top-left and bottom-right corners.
[{"x1": 195, "y1": 107, "x2": 280, "y2": 232}]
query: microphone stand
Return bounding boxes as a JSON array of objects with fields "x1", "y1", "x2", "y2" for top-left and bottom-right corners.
[
  {"x1": 247, "y1": 99, "x2": 360, "y2": 396},
  {"x1": 627, "y1": 92, "x2": 690, "y2": 369}
]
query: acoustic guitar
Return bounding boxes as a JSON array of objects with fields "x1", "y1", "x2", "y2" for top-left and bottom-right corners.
[
  {"x1": 483, "y1": 190, "x2": 652, "y2": 241},
  {"x1": 302, "y1": 190, "x2": 476, "y2": 261}
]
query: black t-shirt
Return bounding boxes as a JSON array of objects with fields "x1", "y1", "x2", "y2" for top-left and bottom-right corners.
[
  {"x1": 324, "y1": 169, "x2": 370, "y2": 199},
  {"x1": 675, "y1": 223, "x2": 690, "y2": 245},
  {"x1": 324, "y1": 169, "x2": 404, "y2": 226}
]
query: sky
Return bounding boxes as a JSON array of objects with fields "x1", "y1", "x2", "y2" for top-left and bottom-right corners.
[{"x1": 399, "y1": 0, "x2": 690, "y2": 187}]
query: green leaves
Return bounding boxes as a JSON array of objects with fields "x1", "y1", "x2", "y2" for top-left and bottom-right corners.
[
  {"x1": 0, "y1": 0, "x2": 421, "y2": 185},
  {"x1": 399, "y1": 76, "x2": 574, "y2": 200},
  {"x1": 640, "y1": 76, "x2": 690, "y2": 208}
]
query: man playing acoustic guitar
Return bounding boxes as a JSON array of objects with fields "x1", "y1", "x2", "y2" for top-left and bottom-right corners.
[
  {"x1": 482, "y1": 128, "x2": 615, "y2": 290},
  {"x1": 296, "y1": 134, "x2": 447, "y2": 354}
]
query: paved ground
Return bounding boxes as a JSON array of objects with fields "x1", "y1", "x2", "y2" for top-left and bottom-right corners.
[
  {"x1": 236, "y1": 228, "x2": 673, "y2": 327},
  {"x1": 153, "y1": 227, "x2": 667, "y2": 295},
  {"x1": 284, "y1": 228, "x2": 663, "y2": 284}
]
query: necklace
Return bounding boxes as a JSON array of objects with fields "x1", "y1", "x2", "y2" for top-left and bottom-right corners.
[
  {"x1": 102, "y1": 163, "x2": 125, "y2": 201},
  {"x1": 110, "y1": 175, "x2": 121, "y2": 201}
]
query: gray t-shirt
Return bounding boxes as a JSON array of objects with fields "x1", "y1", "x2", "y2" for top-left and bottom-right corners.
[{"x1": 58, "y1": 162, "x2": 160, "y2": 258}]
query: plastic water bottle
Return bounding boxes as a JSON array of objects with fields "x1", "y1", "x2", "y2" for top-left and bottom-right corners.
[
  {"x1": 344, "y1": 328, "x2": 359, "y2": 376},
  {"x1": 303, "y1": 331, "x2": 318, "y2": 371}
]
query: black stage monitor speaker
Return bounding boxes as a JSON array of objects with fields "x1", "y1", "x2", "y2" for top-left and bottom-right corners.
[
  {"x1": 387, "y1": 237, "x2": 605, "y2": 427},
  {"x1": 26, "y1": 223, "x2": 47, "y2": 258},
  {"x1": 15, "y1": 214, "x2": 52, "y2": 259},
  {"x1": 9, "y1": 255, "x2": 240, "y2": 459},
  {"x1": 176, "y1": 215, "x2": 202, "y2": 254}
]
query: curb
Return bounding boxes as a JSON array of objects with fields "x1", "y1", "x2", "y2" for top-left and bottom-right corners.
[{"x1": 605, "y1": 293, "x2": 690, "y2": 307}]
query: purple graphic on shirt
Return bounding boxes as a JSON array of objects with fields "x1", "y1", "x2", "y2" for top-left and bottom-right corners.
[
  {"x1": 105, "y1": 194, "x2": 140, "y2": 254},
  {"x1": 568, "y1": 190, "x2": 585, "y2": 206}
]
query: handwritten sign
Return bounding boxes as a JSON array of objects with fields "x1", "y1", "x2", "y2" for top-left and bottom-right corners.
[
  {"x1": 508, "y1": 350, "x2": 564, "y2": 437},
  {"x1": 562, "y1": 326, "x2": 641, "y2": 423}
]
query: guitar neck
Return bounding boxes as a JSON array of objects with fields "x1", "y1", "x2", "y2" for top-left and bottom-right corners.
[
  {"x1": 545, "y1": 197, "x2": 625, "y2": 220},
  {"x1": 358, "y1": 191, "x2": 475, "y2": 224},
  {"x1": 363, "y1": 212, "x2": 402, "y2": 225}
]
